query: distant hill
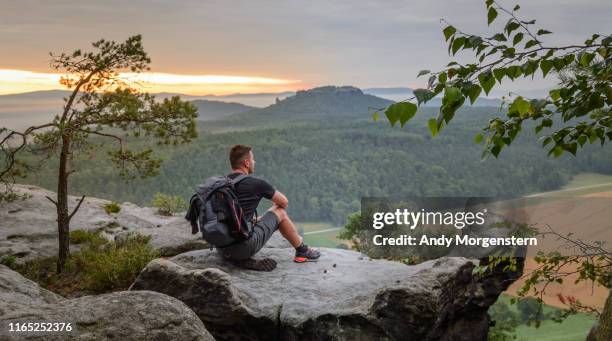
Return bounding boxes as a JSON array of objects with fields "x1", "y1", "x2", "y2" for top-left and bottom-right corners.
[
  {"x1": 227, "y1": 86, "x2": 393, "y2": 123},
  {"x1": 204, "y1": 91, "x2": 296, "y2": 99},
  {"x1": 197, "y1": 91, "x2": 296, "y2": 107},
  {"x1": 1, "y1": 86, "x2": 503, "y2": 130},
  {"x1": 0, "y1": 90, "x2": 255, "y2": 130},
  {"x1": 0, "y1": 91, "x2": 68, "y2": 131},
  {"x1": 190, "y1": 100, "x2": 254, "y2": 120},
  {"x1": 202, "y1": 87, "x2": 502, "y2": 108},
  {"x1": 204, "y1": 87, "x2": 502, "y2": 108},
  {"x1": 0, "y1": 89, "x2": 71, "y2": 100}
]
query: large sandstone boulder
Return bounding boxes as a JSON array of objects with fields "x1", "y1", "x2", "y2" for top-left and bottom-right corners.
[
  {"x1": 0, "y1": 265, "x2": 214, "y2": 341},
  {"x1": 0, "y1": 264, "x2": 63, "y2": 314},
  {"x1": 131, "y1": 247, "x2": 518, "y2": 341},
  {"x1": 0, "y1": 184, "x2": 207, "y2": 264}
]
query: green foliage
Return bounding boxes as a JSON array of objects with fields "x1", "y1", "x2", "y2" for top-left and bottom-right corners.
[
  {"x1": 517, "y1": 297, "x2": 547, "y2": 325},
  {"x1": 490, "y1": 295, "x2": 598, "y2": 340},
  {"x1": 16, "y1": 231, "x2": 158, "y2": 296},
  {"x1": 0, "y1": 255, "x2": 17, "y2": 269},
  {"x1": 428, "y1": 118, "x2": 439, "y2": 136},
  {"x1": 18, "y1": 113, "x2": 612, "y2": 225},
  {"x1": 414, "y1": 89, "x2": 436, "y2": 105},
  {"x1": 384, "y1": 102, "x2": 417, "y2": 127},
  {"x1": 152, "y1": 192, "x2": 186, "y2": 216},
  {"x1": 383, "y1": 0, "x2": 611, "y2": 159},
  {"x1": 72, "y1": 232, "x2": 158, "y2": 293},
  {"x1": 0, "y1": 190, "x2": 31, "y2": 203},
  {"x1": 103, "y1": 201, "x2": 121, "y2": 215},
  {"x1": 489, "y1": 299, "x2": 519, "y2": 340},
  {"x1": 338, "y1": 212, "x2": 362, "y2": 249},
  {"x1": 69, "y1": 229, "x2": 106, "y2": 245},
  {"x1": 487, "y1": 6, "x2": 498, "y2": 25}
]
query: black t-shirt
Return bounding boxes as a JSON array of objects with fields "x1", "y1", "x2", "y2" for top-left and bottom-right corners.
[{"x1": 227, "y1": 172, "x2": 275, "y2": 222}]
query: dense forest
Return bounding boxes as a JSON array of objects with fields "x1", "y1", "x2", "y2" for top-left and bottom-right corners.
[{"x1": 19, "y1": 102, "x2": 612, "y2": 225}]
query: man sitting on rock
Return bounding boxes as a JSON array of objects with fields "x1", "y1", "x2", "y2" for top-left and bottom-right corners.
[{"x1": 218, "y1": 144, "x2": 320, "y2": 271}]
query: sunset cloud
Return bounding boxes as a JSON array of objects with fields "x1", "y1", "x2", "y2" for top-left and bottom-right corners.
[
  {"x1": 1, "y1": 0, "x2": 609, "y2": 97},
  {"x1": 0, "y1": 69, "x2": 301, "y2": 95}
]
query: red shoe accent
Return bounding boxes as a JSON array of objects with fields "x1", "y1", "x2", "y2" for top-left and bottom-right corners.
[{"x1": 294, "y1": 257, "x2": 308, "y2": 263}]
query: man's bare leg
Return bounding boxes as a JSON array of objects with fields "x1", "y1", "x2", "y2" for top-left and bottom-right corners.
[
  {"x1": 267, "y1": 205, "x2": 321, "y2": 262},
  {"x1": 267, "y1": 205, "x2": 302, "y2": 247}
]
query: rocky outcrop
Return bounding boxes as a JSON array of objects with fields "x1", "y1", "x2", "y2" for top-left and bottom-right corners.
[
  {"x1": 295, "y1": 86, "x2": 364, "y2": 97},
  {"x1": 131, "y1": 246, "x2": 519, "y2": 341},
  {"x1": 0, "y1": 265, "x2": 214, "y2": 341},
  {"x1": 1, "y1": 184, "x2": 523, "y2": 340},
  {"x1": 0, "y1": 264, "x2": 63, "y2": 314},
  {"x1": 0, "y1": 184, "x2": 207, "y2": 264}
]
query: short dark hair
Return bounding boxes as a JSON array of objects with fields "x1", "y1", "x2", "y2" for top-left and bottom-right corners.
[{"x1": 229, "y1": 144, "x2": 252, "y2": 169}]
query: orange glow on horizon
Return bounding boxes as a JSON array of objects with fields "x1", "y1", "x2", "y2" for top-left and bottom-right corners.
[{"x1": 0, "y1": 69, "x2": 302, "y2": 95}]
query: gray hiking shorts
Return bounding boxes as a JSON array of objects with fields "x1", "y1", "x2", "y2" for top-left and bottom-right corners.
[{"x1": 217, "y1": 210, "x2": 280, "y2": 261}]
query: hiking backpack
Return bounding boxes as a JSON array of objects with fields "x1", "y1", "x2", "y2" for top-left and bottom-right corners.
[{"x1": 185, "y1": 174, "x2": 252, "y2": 247}]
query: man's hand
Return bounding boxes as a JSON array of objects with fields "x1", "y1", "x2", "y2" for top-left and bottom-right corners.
[{"x1": 271, "y1": 190, "x2": 288, "y2": 209}]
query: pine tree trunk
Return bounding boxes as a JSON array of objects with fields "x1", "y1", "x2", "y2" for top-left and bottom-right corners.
[
  {"x1": 56, "y1": 135, "x2": 70, "y2": 273},
  {"x1": 597, "y1": 289, "x2": 612, "y2": 341}
]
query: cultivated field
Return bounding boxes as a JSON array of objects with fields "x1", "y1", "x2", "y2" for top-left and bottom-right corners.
[{"x1": 505, "y1": 173, "x2": 612, "y2": 311}]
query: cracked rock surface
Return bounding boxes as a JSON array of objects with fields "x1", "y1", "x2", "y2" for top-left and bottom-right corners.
[
  {"x1": 130, "y1": 244, "x2": 518, "y2": 341},
  {"x1": 0, "y1": 184, "x2": 207, "y2": 264},
  {"x1": 0, "y1": 265, "x2": 214, "y2": 341}
]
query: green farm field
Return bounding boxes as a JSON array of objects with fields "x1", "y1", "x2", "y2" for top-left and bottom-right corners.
[
  {"x1": 495, "y1": 295, "x2": 597, "y2": 341},
  {"x1": 296, "y1": 221, "x2": 345, "y2": 248}
]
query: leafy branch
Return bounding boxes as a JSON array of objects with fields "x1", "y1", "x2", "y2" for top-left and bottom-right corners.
[{"x1": 377, "y1": 0, "x2": 611, "y2": 159}]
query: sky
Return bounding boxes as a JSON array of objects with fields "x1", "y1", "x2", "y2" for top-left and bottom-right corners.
[{"x1": 0, "y1": 0, "x2": 610, "y2": 96}]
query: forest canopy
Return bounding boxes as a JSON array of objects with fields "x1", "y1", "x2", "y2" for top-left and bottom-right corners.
[{"x1": 19, "y1": 106, "x2": 612, "y2": 225}]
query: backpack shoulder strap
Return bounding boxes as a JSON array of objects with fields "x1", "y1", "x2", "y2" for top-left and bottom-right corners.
[{"x1": 230, "y1": 173, "x2": 250, "y2": 185}]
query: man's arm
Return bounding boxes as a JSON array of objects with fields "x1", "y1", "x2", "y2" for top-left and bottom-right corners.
[{"x1": 271, "y1": 190, "x2": 288, "y2": 209}]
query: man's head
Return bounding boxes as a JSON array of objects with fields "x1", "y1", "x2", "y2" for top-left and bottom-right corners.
[{"x1": 229, "y1": 144, "x2": 255, "y2": 174}]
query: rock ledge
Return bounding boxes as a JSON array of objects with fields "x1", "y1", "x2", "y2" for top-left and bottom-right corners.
[{"x1": 131, "y1": 246, "x2": 514, "y2": 341}]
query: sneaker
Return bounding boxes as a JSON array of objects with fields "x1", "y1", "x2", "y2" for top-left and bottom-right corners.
[
  {"x1": 294, "y1": 247, "x2": 321, "y2": 263},
  {"x1": 231, "y1": 258, "x2": 277, "y2": 271}
]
